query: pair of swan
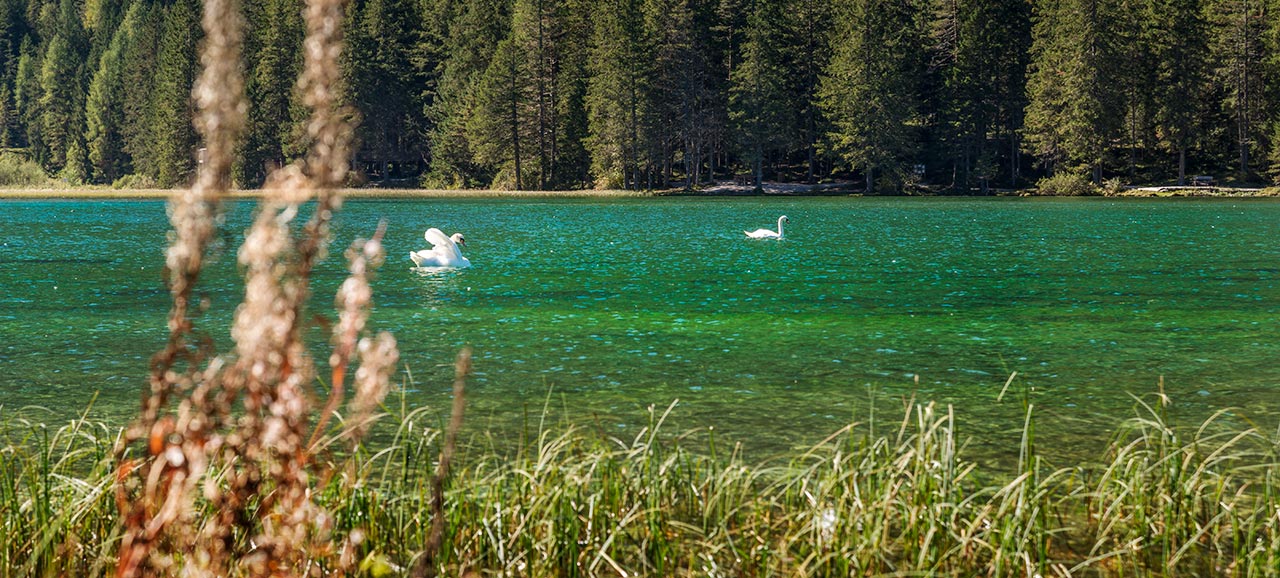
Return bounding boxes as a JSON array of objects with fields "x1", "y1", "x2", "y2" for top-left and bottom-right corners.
[
  {"x1": 410, "y1": 228, "x2": 471, "y2": 268},
  {"x1": 745, "y1": 215, "x2": 788, "y2": 239},
  {"x1": 411, "y1": 214, "x2": 787, "y2": 268}
]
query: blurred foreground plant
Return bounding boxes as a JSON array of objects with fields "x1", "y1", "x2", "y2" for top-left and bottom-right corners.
[{"x1": 111, "y1": 0, "x2": 401, "y2": 575}]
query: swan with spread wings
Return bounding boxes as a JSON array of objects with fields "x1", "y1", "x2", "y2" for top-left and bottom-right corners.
[{"x1": 410, "y1": 228, "x2": 471, "y2": 268}]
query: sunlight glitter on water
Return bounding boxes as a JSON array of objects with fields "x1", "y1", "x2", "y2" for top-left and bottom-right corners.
[{"x1": 2, "y1": 196, "x2": 1279, "y2": 460}]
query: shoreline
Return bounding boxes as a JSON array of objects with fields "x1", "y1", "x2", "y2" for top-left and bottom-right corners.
[{"x1": 1, "y1": 182, "x2": 1276, "y2": 199}]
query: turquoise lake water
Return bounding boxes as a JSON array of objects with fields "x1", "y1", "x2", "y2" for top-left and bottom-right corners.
[{"x1": 1, "y1": 197, "x2": 1278, "y2": 461}]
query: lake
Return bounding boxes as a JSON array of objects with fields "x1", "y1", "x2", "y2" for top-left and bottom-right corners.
[{"x1": 2, "y1": 196, "x2": 1278, "y2": 462}]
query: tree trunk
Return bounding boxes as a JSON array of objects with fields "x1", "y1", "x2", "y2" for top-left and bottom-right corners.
[
  {"x1": 511, "y1": 56, "x2": 522, "y2": 191},
  {"x1": 1177, "y1": 147, "x2": 1185, "y2": 186},
  {"x1": 753, "y1": 144, "x2": 762, "y2": 190}
]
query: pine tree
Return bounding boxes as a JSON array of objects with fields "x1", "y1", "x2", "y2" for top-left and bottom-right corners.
[
  {"x1": 819, "y1": 0, "x2": 927, "y2": 192},
  {"x1": 120, "y1": 0, "x2": 162, "y2": 179},
  {"x1": 85, "y1": 0, "x2": 126, "y2": 65},
  {"x1": 468, "y1": 35, "x2": 527, "y2": 188},
  {"x1": 148, "y1": 0, "x2": 200, "y2": 187},
  {"x1": 15, "y1": 37, "x2": 42, "y2": 162},
  {"x1": 729, "y1": 0, "x2": 791, "y2": 189},
  {"x1": 1111, "y1": 0, "x2": 1156, "y2": 180},
  {"x1": 0, "y1": 0, "x2": 30, "y2": 147},
  {"x1": 641, "y1": 0, "x2": 691, "y2": 187},
  {"x1": 1265, "y1": 0, "x2": 1280, "y2": 182},
  {"x1": 37, "y1": 0, "x2": 87, "y2": 176},
  {"x1": 1206, "y1": 0, "x2": 1270, "y2": 178},
  {"x1": 789, "y1": 0, "x2": 832, "y2": 183},
  {"x1": 585, "y1": 0, "x2": 647, "y2": 188},
  {"x1": 345, "y1": 0, "x2": 425, "y2": 181},
  {"x1": 930, "y1": 0, "x2": 1031, "y2": 190},
  {"x1": 422, "y1": 0, "x2": 509, "y2": 188},
  {"x1": 1022, "y1": 0, "x2": 1123, "y2": 183},
  {"x1": 552, "y1": 0, "x2": 592, "y2": 188},
  {"x1": 85, "y1": 0, "x2": 142, "y2": 183},
  {"x1": 1148, "y1": 0, "x2": 1208, "y2": 184},
  {"x1": 237, "y1": 0, "x2": 303, "y2": 187},
  {"x1": 466, "y1": 0, "x2": 579, "y2": 190}
]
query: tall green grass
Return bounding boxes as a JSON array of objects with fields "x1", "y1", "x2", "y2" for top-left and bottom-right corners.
[{"x1": 2, "y1": 394, "x2": 1277, "y2": 577}]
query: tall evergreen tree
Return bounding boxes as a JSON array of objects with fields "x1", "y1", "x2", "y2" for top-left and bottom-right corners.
[
  {"x1": 85, "y1": 0, "x2": 126, "y2": 66},
  {"x1": 930, "y1": 0, "x2": 1030, "y2": 190},
  {"x1": 789, "y1": 0, "x2": 832, "y2": 183},
  {"x1": 422, "y1": 0, "x2": 509, "y2": 188},
  {"x1": 148, "y1": 0, "x2": 200, "y2": 187},
  {"x1": 1111, "y1": 0, "x2": 1156, "y2": 180},
  {"x1": 1023, "y1": 0, "x2": 1123, "y2": 183},
  {"x1": 1148, "y1": 0, "x2": 1208, "y2": 184},
  {"x1": 585, "y1": 0, "x2": 647, "y2": 188},
  {"x1": 466, "y1": 0, "x2": 581, "y2": 189},
  {"x1": 37, "y1": 0, "x2": 87, "y2": 177},
  {"x1": 820, "y1": 0, "x2": 927, "y2": 192},
  {"x1": 1206, "y1": 0, "x2": 1270, "y2": 178},
  {"x1": 1265, "y1": 0, "x2": 1280, "y2": 182},
  {"x1": 552, "y1": 0, "x2": 592, "y2": 188},
  {"x1": 120, "y1": 0, "x2": 162, "y2": 179},
  {"x1": 641, "y1": 0, "x2": 692, "y2": 187},
  {"x1": 14, "y1": 36, "x2": 41, "y2": 161},
  {"x1": 237, "y1": 0, "x2": 304, "y2": 186},
  {"x1": 0, "y1": 0, "x2": 30, "y2": 147},
  {"x1": 346, "y1": 0, "x2": 426, "y2": 180},
  {"x1": 468, "y1": 35, "x2": 527, "y2": 188},
  {"x1": 729, "y1": 0, "x2": 791, "y2": 189},
  {"x1": 85, "y1": 0, "x2": 142, "y2": 183}
]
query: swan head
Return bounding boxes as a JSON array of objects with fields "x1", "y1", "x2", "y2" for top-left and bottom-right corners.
[
  {"x1": 451, "y1": 233, "x2": 466, "y2": 247},
  {"x1": 779, "y1": 215, "x2": 789, "y2": 223}
]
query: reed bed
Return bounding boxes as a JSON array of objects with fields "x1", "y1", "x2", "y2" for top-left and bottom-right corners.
[{"x1": 2, "y1": 393, "x2": 1277, "y2": 577}]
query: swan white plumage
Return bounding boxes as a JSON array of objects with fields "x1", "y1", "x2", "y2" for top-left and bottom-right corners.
[
  {"x1": 745, "y1": 215, "x2": 788, "y2": 239},
  {"x1": 410, "y1": 228, "x2": 471, "y2": 268}
]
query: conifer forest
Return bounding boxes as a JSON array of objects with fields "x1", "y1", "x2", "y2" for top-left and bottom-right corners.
[{"x1": 2, "y1": 0, "x2": 1280, "y2": 192}]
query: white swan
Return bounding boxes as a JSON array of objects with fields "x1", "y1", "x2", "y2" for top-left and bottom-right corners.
[
  {"x1": 745, "y1": 215, "x2": 788, "y2": 239},
  {"x1": 410, "y1": 228, "x2": 471, "y2": 268}
]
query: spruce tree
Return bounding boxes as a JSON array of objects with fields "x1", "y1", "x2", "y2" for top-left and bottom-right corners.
[
  {"x1": 148, "y1": 0, "x2": 200, "y2": 187},
  {"x1": 15, "y1": 37, "x2": 42, "y2": 163},
  {"x1": 729, "y1": 0, "x2": 791, "y2": 189},
  {"x1": 1148, "y1": 0, "x2": 1208, "y2": 184},
  {"x1": 85, "y1": 0, "x2": 142, "y2": 183},
  {"x1": 1206, "y1": 0, "x2": 1270, "y2": 178},
  {"x1": 642, "y1": 0, "x2": 692, "y2": 187},
  {"x1": 930, "y1": 0, "x2": 1030, "y2": 190},
  {"x1": 789, "y1": 0, "x2": 832, "y2": 183},
  {"x1": 120, "y1": 0, "x2": 162, "y2": 179},
  {"x1": 422, "y1": 0, "x2": 509, "y2": 188},
  {"x1": 237, "y1": 0, "x2": 303, "y2": 187},
  {"x1": 37, "y1": 0, "x2": 87, "y2": 176},
  {"x1": 819, "y1": 0, "x2": 927, "y2": 192},
  {"x1": 345, "y1": 0, "x2": 425, "y2": 181},
  {"x1": 86, "y1": 0, "x2": 126, "y2": 66},
  {"x1": 468, "y1": 35, "x2": 527, "y2": 188},
  {"x1": 1265, "y1": 0, "x2": 1280, "y2": 182},
  {"x1": 585, "y1": 0, "x2": 647, "y2": 189},
  {"x1": 552, "y1": 0, "x2": 592, "y2": 188},
  {"x1": 0, "y1": 0, "x2": 29, "y2": 147},
  {"x1": 1022, "y1": 0, "x2": 1122, "y2": 183}
]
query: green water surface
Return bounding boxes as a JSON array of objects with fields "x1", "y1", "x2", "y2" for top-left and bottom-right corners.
[{"x1": 2, "y1": 197, "x2": 1278, "y2": 460}]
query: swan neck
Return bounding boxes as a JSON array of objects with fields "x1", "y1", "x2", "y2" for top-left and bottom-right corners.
[{"x1": 777, "y1": 217, "x2": 785, "y2": 236}]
